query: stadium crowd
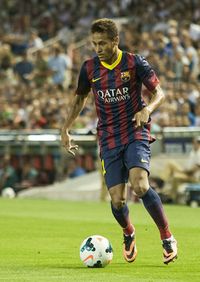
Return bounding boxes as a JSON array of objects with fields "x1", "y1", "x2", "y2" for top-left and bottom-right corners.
[
  {"x1": 0, "y1": 0, "x2": 200, "y2": 131},
  {"x1": 0, "y1": 0, "x2": 200, "y2": 195}
]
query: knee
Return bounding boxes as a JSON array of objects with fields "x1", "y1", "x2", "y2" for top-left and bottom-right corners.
[
  {"x1": 111, "y1": 197, "x2": 126, "y2": 210},
  {"x1": 134, "y1": 186, "x2": 148, "y2": 197},
  {"x1": 131, "y1": 176, "x2": 149, "y2": 197},
  {"x1": 109, "y1": 185, "x2": 126, "y2": 209},
  {"x1": 129, "y1": 168, "x2": 149, "y2": 197}
]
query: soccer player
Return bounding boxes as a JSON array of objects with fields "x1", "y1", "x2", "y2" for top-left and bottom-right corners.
[{"x1": 61, "y1": 18, "x2": 177, "y2": 264}]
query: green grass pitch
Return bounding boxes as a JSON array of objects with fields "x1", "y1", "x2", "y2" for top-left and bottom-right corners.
[{"x1": 0, "y1": 198, "x2": 200, "y2": 282}]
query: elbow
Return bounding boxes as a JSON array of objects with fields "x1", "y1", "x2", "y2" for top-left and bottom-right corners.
[
  {"x1": 159, "y1": 87, "x2": 165, "y2": 105},
  {"x1": 153, "y1": 85, "x2": 165, "y2": 105},
  {"x1": 161, "y1": 92, "x2": 165, "y2": 104}
]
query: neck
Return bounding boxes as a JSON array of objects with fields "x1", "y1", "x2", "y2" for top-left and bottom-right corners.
[{"x1": 106, "y1": 48, "x2": 120, "y2": 65}]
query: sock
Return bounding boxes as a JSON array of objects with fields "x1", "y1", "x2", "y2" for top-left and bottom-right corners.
[
  {"x1": 141, "y1": 187, "x2": 172, "y2": 240},
  {"x1": 111, "y1": 202, "x2": 135, "y2": 236}
]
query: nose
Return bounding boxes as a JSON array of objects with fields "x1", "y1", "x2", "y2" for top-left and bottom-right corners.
[{"x1": 96, "y1": 45, "x2": 102, "y2": 54}]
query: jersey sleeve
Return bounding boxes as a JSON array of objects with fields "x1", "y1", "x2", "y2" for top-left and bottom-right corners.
[
  {"x1": 75, "y1": 61, "x2": 91, "y2": 96},
  {"x1": 135, "y1": 55, "x2": 159, "y2": 92}
]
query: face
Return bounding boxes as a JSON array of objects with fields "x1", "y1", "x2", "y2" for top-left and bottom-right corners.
[{"x1": 91, "y1": 32, "x2": 119, "y2": 63}]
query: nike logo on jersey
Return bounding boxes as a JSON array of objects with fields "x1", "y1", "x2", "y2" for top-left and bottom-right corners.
[
  {"x1": 141, "y1": 158, "x2": 148, "y2": 163},
  {"x1": 92, "y1": 77, "x2": 101, "y2": 82}
]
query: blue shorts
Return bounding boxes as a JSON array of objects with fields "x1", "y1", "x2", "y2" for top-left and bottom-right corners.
[{"x1": 100, "y1": 140, "x2": 151, "y2": 189}]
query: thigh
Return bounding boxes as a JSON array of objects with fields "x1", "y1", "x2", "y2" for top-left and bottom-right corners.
[
  {"x1": 100, "y1": 146, "x2": 128, "y2": 189},
  {"x1": 124, "y1": 140, "x2": 151, "y2": 174}
]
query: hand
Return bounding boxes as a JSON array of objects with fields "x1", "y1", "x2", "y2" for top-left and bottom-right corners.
[
  {"x1": 132, "y1": 107, "x2": 150, "y2": 128},
  {"x1": 61, "y1": 130, "x2": 79, "y2": 156}
]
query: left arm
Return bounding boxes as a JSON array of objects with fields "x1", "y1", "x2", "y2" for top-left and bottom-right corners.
[{"x1": 133, "y1": 84, "x2": 165, "y2": 128}]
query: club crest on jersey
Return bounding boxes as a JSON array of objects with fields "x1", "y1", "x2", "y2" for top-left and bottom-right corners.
[{"x1": 121, "y1": 71, "x2": 130, "y2": 82}]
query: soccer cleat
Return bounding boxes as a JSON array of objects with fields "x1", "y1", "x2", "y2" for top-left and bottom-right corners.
[
  {"x1": 162, "y1": 236, "x2": 178, "y2": 264},
  {"x1": 123, "y1": 234, "x2": 137, "y2": 262}
]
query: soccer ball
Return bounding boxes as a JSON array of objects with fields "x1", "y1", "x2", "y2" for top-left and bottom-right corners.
[{"x1": 80, "y1": 235, "x2": 113, "y2": 268}]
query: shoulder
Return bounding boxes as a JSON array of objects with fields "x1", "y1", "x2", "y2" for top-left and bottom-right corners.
[
  {"x1": 80, "y1": 56, "x2": 99, "y2": 79},
  {"x1": 133, "y1": 54, "x2": 152, "y2": 72},
  {"x1": 83, "y1": 56, "x2": 98, "y2": 67},
  {"x1": 122, "y1": 51, "x2": 136, "y2": 68},
  {"x1": 122, "y1": 51, "x2": 149, "y2": 67},
  {"x1": 122, "y1": 51, "x2": 135, "y2": 60},
  {"x1": 123, "y1": 51, "x2": 141, "y2": 58},
  {"x1": 134, "y1": 54, "x2": 149, "y2": 65}
]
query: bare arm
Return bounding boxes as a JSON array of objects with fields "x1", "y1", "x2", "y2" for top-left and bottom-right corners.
[
  {"x1": 133, "y1": 84, "x2": 165, "y2": 128},
  {"x1": 61, "y1": 94, "x2": 88, "y2": 155}
]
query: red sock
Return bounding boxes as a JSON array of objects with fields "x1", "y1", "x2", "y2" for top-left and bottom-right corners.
[{"x1": 123, "y1": 224, "x2": 135, "y2": 236}]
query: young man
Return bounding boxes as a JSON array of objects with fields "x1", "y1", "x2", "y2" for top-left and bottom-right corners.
[{"x1": 61, "y1": 18, "x2": 177, "y2": 264}]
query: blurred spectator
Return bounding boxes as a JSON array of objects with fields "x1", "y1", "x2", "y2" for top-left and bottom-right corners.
[
  {"x1": 160, "y1": 137, "x2": 200, "y2": 202},
  {"x1": 67, "y1": 158, "x2": 86, "y2": 178},
  {"x1": 184, "y1": 37, "x2": 199, "y2": 80},
  {"x1": 31, "y1": 50, "x2": 50, "y2": 87},
  {"x1": 48, "y1": 45, "x2": 71, "y2": 90},
  {"x1": 28, "y1": 29, "x2": 44, "y2": 49},
  {"x1": 179, "y1": 102, "x2": 195, "y2": 126},
  {"x1": 0, "y1": 44, "x2": 14, "y2": 83},
  {"x1": 43, "y1": 154, "x2": 56, "y2": 184},
  {"x1": 0, "y1": 0, "x2": 199, "y2": 131},
  {"x1": 194, "y1": 104, "x2": 200, "y2": 126},
  {"x1": 0, "y1": 155, "x2": 18, "y2": 191},
  {"x1": 16, "y1": 160, "x2": 39, "y2": 190},
  {"x1": 13, "y1": 51, "x2": 34, "y2": 84}
]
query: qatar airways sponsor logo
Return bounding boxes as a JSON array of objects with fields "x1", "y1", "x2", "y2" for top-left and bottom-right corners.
[{"x1": 97, "y1": 87, "x2": 130, "y2": 103}]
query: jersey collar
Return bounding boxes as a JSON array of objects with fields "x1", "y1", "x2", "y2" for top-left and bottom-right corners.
[{"x1": 100, "y1": 50, "x2": 122, "y2": 70}]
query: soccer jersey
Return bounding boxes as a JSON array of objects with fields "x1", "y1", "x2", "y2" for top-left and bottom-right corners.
[{"x1": 76, "y1": 51, "x2": 159, "y2": 151}]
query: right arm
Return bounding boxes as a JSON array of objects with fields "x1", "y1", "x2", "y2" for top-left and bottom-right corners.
[
  {"x1": 61, "y1": 94, "x2": 88, "y2": 156},
  {"x1": 61, "y1": 61, "x2": 91, "y2": 155}
]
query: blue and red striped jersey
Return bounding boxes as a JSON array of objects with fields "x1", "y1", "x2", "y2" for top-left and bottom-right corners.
[{"x1": 76, "y1": 51, "x2": 159, "y2": 152}]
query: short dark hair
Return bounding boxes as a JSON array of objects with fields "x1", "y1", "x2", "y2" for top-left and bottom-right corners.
[{"x1": 91, "y1": 18, "x2": 119, "y2": 39}]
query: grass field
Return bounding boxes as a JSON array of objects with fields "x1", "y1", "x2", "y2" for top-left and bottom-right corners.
[{"x1": 0, "y1": 198, "x2": 200, "y2": 282}]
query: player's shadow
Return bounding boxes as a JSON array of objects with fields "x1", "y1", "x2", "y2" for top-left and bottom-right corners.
[
  {"x1": 38, "y1": 264, "x2": 85, "y2": 269},
  {"x1": 36, "y1": 263, "x2": 100, "y2": 270},
  {"x1": 37, "y1": 262, "x2": 166, "y2": 269}
]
